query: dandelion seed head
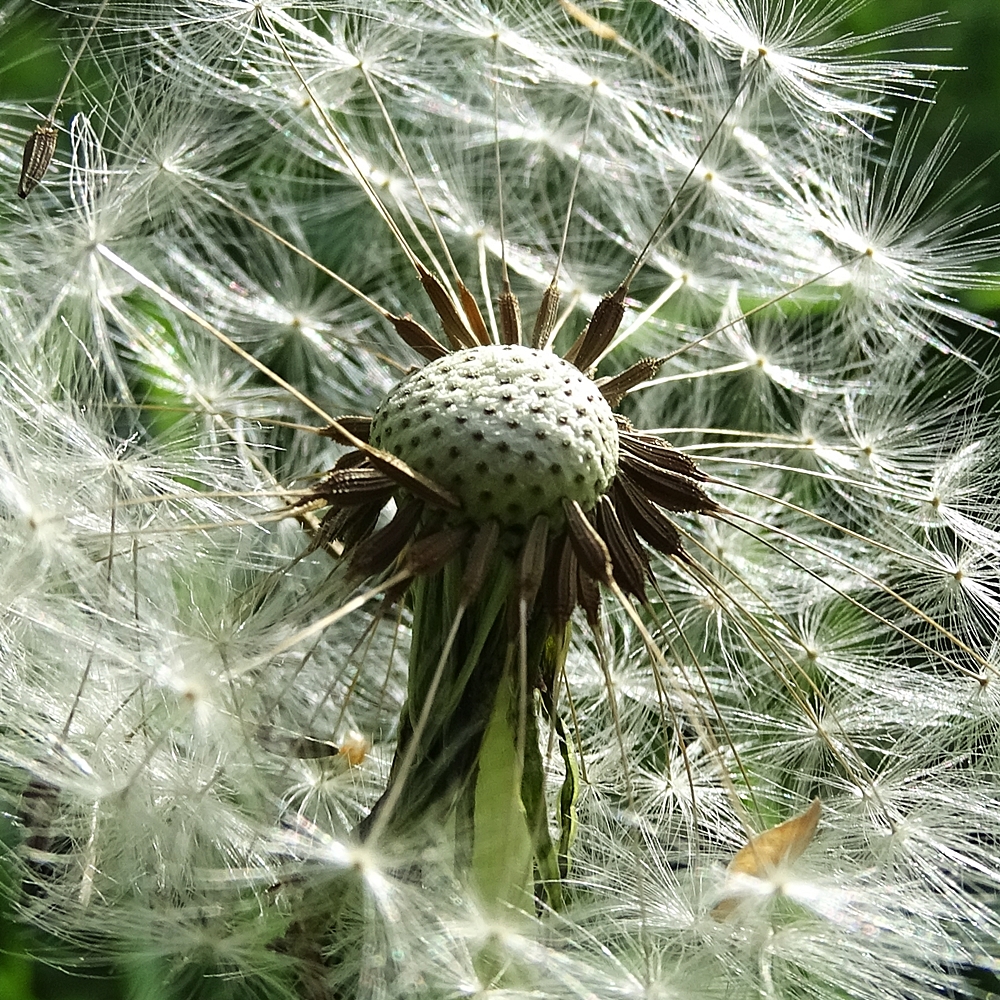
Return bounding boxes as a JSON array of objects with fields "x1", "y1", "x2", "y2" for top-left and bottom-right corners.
[{"x1": 2, "y1": 1, "x2": 1000, "y2": 998}]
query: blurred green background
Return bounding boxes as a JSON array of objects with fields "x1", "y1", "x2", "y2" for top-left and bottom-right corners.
[{"x1": 2, "y1": 2, "x2": 998, "y2": 998}]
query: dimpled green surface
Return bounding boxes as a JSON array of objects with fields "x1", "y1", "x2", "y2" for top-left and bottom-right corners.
[{"x1": 370, "y1": 345, "x2": 619, "y2": 527}]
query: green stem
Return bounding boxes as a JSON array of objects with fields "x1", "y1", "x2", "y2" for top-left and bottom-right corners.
[
  {"x1": 470, "y1": 664, "x2": 534, "y2": 916},
  {"x1": 361, "y1": 549, "x2": 576, "y2": 930}
]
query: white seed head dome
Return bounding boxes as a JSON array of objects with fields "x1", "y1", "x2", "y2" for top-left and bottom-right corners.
[{"x1": 371, "y1": 345, "x2": 620, "y2": 527}]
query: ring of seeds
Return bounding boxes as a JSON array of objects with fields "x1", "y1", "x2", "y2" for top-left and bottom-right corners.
[{"x1": 370, "y1": 345, "x2": 620, "y2": 527}]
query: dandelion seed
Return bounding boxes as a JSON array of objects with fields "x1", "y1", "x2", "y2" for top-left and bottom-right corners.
[
  {"x1": 15, "y1": 0, "x2": 110, "y2": 198},
  {"x1": 17, "y1": 123, "x2": 58, "y2": 199}
]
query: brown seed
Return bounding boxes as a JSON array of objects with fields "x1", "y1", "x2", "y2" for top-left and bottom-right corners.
[
  {"x1": 619, "y1": 451, "x2": 717, "y2": 513},
  {"x1": 18, "y1": 124, "x2": 57, "y2": 199},
  {"x1": 389, "y1": 313, "x2": 449, "y2": 361},
  {"x1": 499, "y1": 285, "x2": 522, "y2": 346},
  {"x1": 320, "y1": 416, "x2": 373, "y2": 445},
  {"x1": 518, "y1": 514, "x2": 550, "y2": 610},
  {"x1": 417, "y1": 262, "x2": 477, "y2": 350},
  {"x1": 597, "y1": 357, "x2": 664, "y2": 408},
  {"x1": 458, "y1": 280, "x2": 491, "y2": 346},
  {"x1": 613, "y1": 477, "x2": 687, "y2": 561},
  {"x1": 596, "y1": 496, "x2": 649, "y2": 599},
  {"x1": 550, "y1": 532, "x2": 579, "y2": 627},
  {"x1": 576, "y1": 558, "x2": 601, "y2": 627},
  {"x1": 565, "y1": 284, "x2": 627, "y2": 372},
  {"x1": 314, "y1": 502, "x2": 383, "y2": 551},
  {"x1": 462, "y1": 520, "x2": 501, "y2": 600},
  {"x1": 349, "y1": 499, "x2": 422, "y2": 578},
  {"x1": 403, "y1": 526, "x2": 470, "y2": 577},
  {"x1": 620, "y1": 431, "x2": 707, "y2": 481},
  {"x1": 331, "y1": 449, "x2": 370, "y2": 472},
  {"x1": 563, "y1": 499, "x2": 613, "y2": 586},
  {"x1": 18, "y1": 776, "x2": 61, "y2": 898},
  {"x1": 313, "y1": 465, "x2": 396, "y2": 506},
  {"x1": 531, "y1": 282, "x2": 561, "y2": 349}
]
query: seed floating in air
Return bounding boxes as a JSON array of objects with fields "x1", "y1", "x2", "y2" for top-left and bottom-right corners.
[{"x1": 18, "y1": 124, "x2": 57, "y2": 199}]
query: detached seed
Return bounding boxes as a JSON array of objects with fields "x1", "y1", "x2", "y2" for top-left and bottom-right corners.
[{"x1": 18, "y1": 124, "x2": 57, "y2": 199}]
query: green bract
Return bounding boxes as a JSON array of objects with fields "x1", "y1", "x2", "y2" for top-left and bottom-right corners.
[{"x1": 370, "y1": 345, "x2": 620, "y2": 526}]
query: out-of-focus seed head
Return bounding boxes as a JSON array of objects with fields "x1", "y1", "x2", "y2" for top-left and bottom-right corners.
[{"x1": 370, "y1": 345, "x2": 620, "y2": 527}]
